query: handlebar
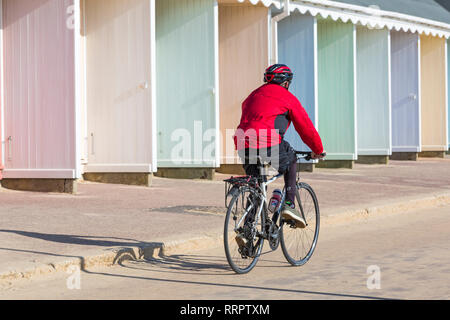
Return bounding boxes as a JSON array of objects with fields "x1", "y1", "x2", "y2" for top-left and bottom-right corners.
[{"x1": 295, "y1": 151, "x2": 327, "y2": 161}]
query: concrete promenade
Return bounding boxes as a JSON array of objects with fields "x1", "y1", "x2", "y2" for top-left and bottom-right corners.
[{"x1": 0, "y1": 156, "x2": 449, "y2": 283}]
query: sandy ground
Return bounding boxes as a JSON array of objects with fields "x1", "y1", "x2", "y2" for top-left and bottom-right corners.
[{"x1": 1, "y1": 202, "x2": 449, "y2": 300}]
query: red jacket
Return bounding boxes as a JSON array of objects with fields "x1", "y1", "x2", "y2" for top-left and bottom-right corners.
[{"x1": 234, "y1": 83, "x2": 323, "y2": 155}]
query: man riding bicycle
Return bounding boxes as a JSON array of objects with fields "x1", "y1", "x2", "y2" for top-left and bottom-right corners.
[{"x1": 234, "y1": 64, "x2": 325, "y2": 231}]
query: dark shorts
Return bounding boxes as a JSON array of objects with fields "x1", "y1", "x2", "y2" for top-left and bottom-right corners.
[{"x1": 238, "y1": 140, "x2": 297, "y2": 176}]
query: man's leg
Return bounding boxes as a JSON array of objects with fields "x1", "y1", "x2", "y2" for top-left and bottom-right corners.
[
  {"x1": 284, "y1": 160, "x2": 297, "y2": 204},
  {"x1": 276, "y1": 140, "x2": 297, "y2": 203},
  {"x1": 278, "y1": 141, "x2": 306, "y2": 229}
]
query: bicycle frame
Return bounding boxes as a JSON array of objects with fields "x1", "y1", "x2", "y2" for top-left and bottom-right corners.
[
  {"x1": 242, "y1": 170, "x2": 286, "y2": 239},
  {"x1": 232, "y1": 171, "x2": 283, "y2": 234}
]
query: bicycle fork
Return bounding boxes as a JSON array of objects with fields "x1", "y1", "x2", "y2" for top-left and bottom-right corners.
[{"x1": 296, "y1": 187, "x2": 309, "y2": 227}]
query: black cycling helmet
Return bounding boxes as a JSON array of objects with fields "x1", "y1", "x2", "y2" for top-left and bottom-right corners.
[{"x1": 264, "y1": 64, "x2": 293, "y2": 85}]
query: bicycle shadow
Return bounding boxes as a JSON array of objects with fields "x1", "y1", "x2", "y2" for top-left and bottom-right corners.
[{"x1": 113, "y1": 246, "x2": 294, "y2": 277}]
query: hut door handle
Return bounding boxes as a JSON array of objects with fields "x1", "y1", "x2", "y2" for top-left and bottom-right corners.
[
  {"x1": 91, "y1": 133, "x2": 95, "y2": 155},
  {"x1": 409, "y1": 93, "x2": 417, "y2": 100},
  {"x1": 139, "y1": 81, "x2": 149, "y2": 90},
  {"x1": 7, "y1": 136, "x2": 12, "y2": 160}
]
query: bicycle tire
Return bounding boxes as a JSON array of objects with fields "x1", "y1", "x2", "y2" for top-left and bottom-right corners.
[
  {"x1": 280, "y1": 182, "x2": 320, "y2": 266},
  {"x1": 224, "y1": 187, "x2": 265, "y2": 274}
]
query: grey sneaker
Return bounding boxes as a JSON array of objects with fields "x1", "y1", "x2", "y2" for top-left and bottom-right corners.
[{"x1": 282, "y1": 203, "x2": 306, "y2": 229}]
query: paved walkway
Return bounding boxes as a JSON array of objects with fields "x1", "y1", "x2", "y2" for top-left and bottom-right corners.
[
  {"x1": 3, "y1": 203, "x2": 449, "y2": 299},
  {"x1": 0, "y1": 157, "x2": 449, "y2": 280}
]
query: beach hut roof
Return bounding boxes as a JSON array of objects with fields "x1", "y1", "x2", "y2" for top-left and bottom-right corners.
[
  {"x1": 331, "y1": 0, "x2": 450, "y2": 24},
  {"x1": 236, "y1": 0, "x2": 450, "y2": 38}
]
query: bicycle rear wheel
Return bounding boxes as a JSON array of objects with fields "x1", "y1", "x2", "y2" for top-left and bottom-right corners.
[
  {"x1": 224, "y1": 187, "x2": 264, "y2": 274},
  {"x1": 280, "y1": 182, "x2": 320, "y2": 266}
]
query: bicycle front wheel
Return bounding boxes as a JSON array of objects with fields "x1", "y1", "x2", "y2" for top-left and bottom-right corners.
[
  {"x1": 224, "y1": 187, "x2": 264, "y2": 274},
  {"x1": 280, "y1": 182, "x2": 320, "y2": 266}
]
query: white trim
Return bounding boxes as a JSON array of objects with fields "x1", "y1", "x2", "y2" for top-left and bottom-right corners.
[
  {"x1": 83, "y1": 164, "x2": 153, "y2": 173},
  {"x1": 214, "y1": 0, "x2": 221, "y2": 168},
  {"x1": 270, "y1": 0, "x2": 290, "y2": 65},
  {"x1": 358, "y1": 149, "x2": 391, "y2": 156},
  {"x1": 417, "y1": 34, "x2": 422, "y2": 153},
  {"x1": 270, "y1": 12, "x2": 278, "y2": 64},
  {"x1": 221, "y1": 156, "x2": 243, "y2": 162},
  {"x1": 313, "y1": 16, "x2": 318, "y2": 130},
  {"x1": 392, "y1": 146, "x2": 421, "y2": 152},
  {"x1": 445, "y1": 39, "x2": 449, "y2": 149},
  {"x1": 292, "y1": 0, "x2": 450, "y2": 38},
  {"x1": 74, "y1": 0, "x2": 82, "y2": 179},
  {"x1": 387, "y1": 29, "x2": 393, "y2": 155},
  {"x1": 82, "y1": 0, "x2": 88, "y2": 165},
  {"x1": 268, "y1": 7, "x2": 274, "y2": 65},
  {"x1": 237, "y1": 0, "x2": 283, "y2": 9},
  {"x1": 2, "y1": 169, "x2": 76, "y2": 179},
  {"x1": 322, "y1": 153, "x2": 356, "y2": 161},
  {"x1": 421, "y1": 145, "x2": 448, "y2": 151},
  {"x1": 353, "y1": 24, "x2": 358, "y2": 161},
  {"x1": 157, "y1": 160, "x2": 217, "y2": 168},
  {"x1": 150, "y1": 0, "x2": 158, "y2": 173},
  {"x1": 0, "y1": 0, "x2": 4, "y2": 168},
  {"x1": 296, "y1": 0, "x2": 450, "y2": 31},
  {"x1": 236, "y1": 0, "x2": 450, "y2": 38}
]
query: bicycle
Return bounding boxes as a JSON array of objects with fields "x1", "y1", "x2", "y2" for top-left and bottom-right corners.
[{"x1": 223, "y1": 151, "x2": 325, "y2": 274}]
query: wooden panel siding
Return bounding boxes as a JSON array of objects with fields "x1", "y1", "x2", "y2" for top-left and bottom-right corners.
[
  {"x1": 85, "y1": 0, "x2": 154, "y2": 172},
  {"x1": 356, "y1": 27, "x2": 391, "y2": 156},
  {"x1": 420, "y1": 35, "x2": 447, "y2": 151},
  {"x1": 2, "y1": 0, "x2": 76, "y2": 178},
  {"x1": 219, "y1": 4, "x2": 268, "y2": 164},
  {"x1": 156, "y1": 0, "x2": 217, "y2": 168},
  {"x1": 278, "y1": 12, "x2": 316, "y2": 153},
  {"x1": 391, "y1": 31, "x2": 420, "y2": 152},
  {"x1": 317, "y1": 19, "x2": 356, "y2": 161}
]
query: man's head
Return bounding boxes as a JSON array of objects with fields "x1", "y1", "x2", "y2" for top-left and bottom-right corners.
[{"x1": 264, "y1": 64, "x2": 293, "y2": 89}]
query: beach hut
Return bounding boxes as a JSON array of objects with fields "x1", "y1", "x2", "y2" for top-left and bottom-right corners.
[
  {"x1": 218, "y1": 1, "x2": 270, "y2": 174},
  {"x1": 448, "y1": 38, "x2": 450, "y2": 152},
  {"x1": 82, "y1": 0, "x2": 157, "y2": 186},
  {"x1": 356, "y1": 27, "x2": 391, "y2": 164},
  {"x1": 155, "y1": 0, "x2": 219, "y2": 179},
  {"x1": 390, "y1": 31, "x2": 421, "y2": 161},
  {"x1": 419, "y1": 35, "x2": 448, "y2": 158},
  {"x1": 316, "y1": 18, "x2": 357, "y2": 168},
  {"x1": 277, "y1": 11, "x2": 317, "y2": 171},
  {"x1": 0, "y1": 0, "x2": 82, "y2": 192}
]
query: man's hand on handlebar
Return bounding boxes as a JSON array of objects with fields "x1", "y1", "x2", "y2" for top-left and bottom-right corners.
[{"x1": 311, "y1": 151, "x2": 327, "y2": 160}]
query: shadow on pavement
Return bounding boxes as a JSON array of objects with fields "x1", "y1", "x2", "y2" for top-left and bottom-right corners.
[
  {"x1": 0, "y1": 229, "x2": 163, "y2": 272},
  {"x1": 0, "y1": 229, "x2": 146, "y2": 247},
  {"x1": 85, "y1": 257, "x2": 395, "y2": 300},
  {"x1": 97, "y1": 251, "x2": 395, "y2": 300}
]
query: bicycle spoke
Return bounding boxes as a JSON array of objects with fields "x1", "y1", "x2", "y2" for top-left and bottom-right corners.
[
  {"x1": 224, "y1": 188, "x2": 264, "y2": 274},
  {"x1": 281, "y1": 183, "x2": 320, "y2": 266}
]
